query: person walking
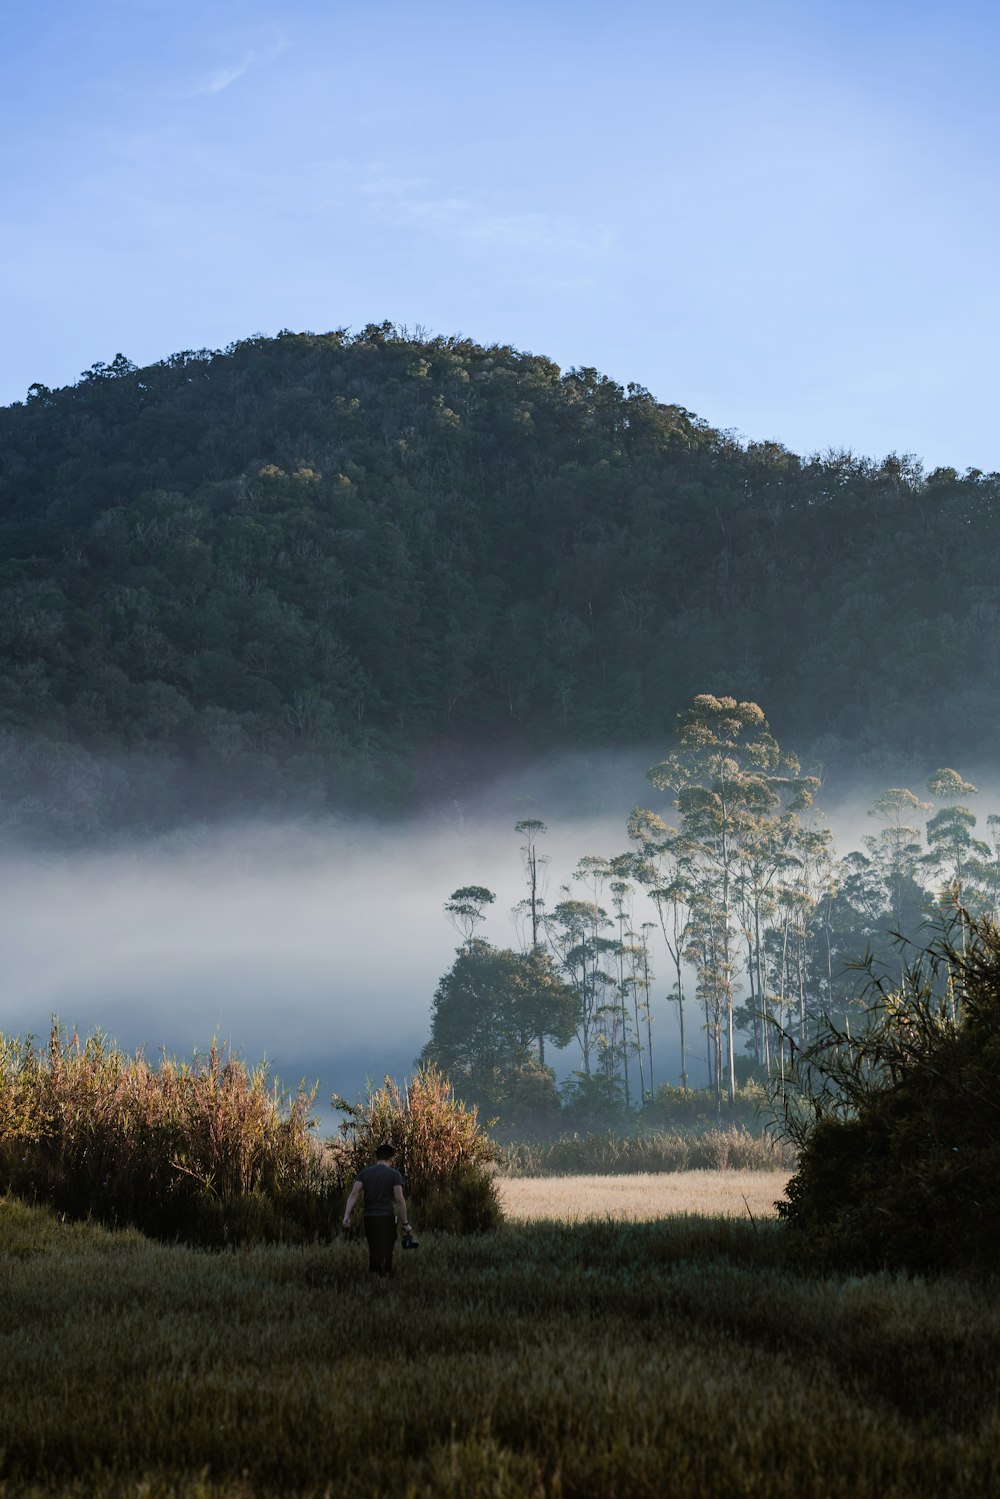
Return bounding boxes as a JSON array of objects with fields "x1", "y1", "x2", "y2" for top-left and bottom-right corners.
[{"x1": 342, "y1": 1143, "x2": 414, "y2": 1276}]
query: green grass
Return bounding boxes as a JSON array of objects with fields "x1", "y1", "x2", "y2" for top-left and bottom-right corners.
[{"x1": 3, "y1": 1197, "x2": 999, "y2": 1498}]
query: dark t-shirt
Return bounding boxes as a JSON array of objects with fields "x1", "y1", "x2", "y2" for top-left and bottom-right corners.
[{"x1": 356, "y1": 1164, "x2": 404, "y2": 1218}]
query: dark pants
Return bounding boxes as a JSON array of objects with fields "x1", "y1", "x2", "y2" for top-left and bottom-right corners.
[{"x1": 364, "y1": 1216, "x2": 396, "y2": 1275}]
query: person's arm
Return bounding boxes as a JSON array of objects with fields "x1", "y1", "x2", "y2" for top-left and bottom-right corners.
[
  {"x1": 393, "y1": 1183, "x2": 412, "y2": 1233},
  {"x1": 342, "y1": 1179, "x2": 363, "y2": 1229}
]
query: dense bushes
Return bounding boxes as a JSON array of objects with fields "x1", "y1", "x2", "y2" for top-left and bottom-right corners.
[
  {"x1": 0, "y1": 1025, "x2": 333, "y2": 1244},
  {"x1": 777, "y1": 917, "x2": 1000, "y2": 1272},
  {"x1": 331, "y1": 1066, "x2": 502, "y2": 1233}
]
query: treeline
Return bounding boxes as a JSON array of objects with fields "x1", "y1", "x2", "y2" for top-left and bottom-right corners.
[
  {"x1": 1, "y1": 325, "x2": 1000, "y2": 832},
  {"x1": 421, "y1": 695, "x2": 1000, "y2": 1131}
]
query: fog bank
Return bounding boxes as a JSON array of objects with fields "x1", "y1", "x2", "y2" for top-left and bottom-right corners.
[
  {"x1": 5, "y1": 744, "x2": 996, "y2": 1135},
  {"x1": 0, "y1": 804, "x2": 631, "y2": 1133}
]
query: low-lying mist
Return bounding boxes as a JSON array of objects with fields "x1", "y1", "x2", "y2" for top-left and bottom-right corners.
[
  {"x1": 4, "y1": 742, "x2": 992, "y2": 1136},
  {"x1": 1, "y1": 756, "x2": 647, "y2": 1133}
]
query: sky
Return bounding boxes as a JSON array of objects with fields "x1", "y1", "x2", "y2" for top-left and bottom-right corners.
[{"x1": 3, "y1": 0, "x2": 1000, "y2": 472}]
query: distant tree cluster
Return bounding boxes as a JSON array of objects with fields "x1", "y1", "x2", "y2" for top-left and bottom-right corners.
[
  {"x1": 2, "y1": 326, "x2": 1000, "y2": 831},
  {"x1": 422, "y1": 695, "x2": 1000, "y2": 1131}
]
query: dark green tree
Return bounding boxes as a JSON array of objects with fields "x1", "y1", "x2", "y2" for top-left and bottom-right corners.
[{"x1": 420, "y1": 941, "x2": 576, "y2": 1121}]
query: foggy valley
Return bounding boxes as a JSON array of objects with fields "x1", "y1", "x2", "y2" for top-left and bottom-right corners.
[
  {"x1": 3, "y1": 740, "x2": 991, "y2": 1129},
  {"x1": 0, "y1": 754, "x2": 655, "y2": 1127}
]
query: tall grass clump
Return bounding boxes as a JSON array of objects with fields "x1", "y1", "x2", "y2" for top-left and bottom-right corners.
[
  {"x1": 332, "y1": 1065, "x2": 502, "y2": 1232},
  {"x1": 0, "y1": 1023, "x2": 332, "y2": 1244},
  {"x1": 499, "y1": 1126, "x2": 794, "y2": 1176},
  {"x1": 777, "y1": 913, "x2": 1000, "y2": 1272}
]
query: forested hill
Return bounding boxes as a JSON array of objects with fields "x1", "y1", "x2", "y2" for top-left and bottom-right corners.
[{"x1": 1, "y1": 324, "x2": 998, "y2": 830}]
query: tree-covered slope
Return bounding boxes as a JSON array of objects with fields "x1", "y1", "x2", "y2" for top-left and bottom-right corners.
[{"x1": 1, "y1": 323, "x2": 998, "y2": 826}]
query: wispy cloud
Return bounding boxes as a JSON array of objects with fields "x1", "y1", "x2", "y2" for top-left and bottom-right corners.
[
  {"x1": 174, "y1": 23, "x2": 287, "y2": 100},
  {"x1": 349, "y1": 170, "x2": 616, "y2": 266},
  {"x1": 188, "y1": 53, "x2": 256, "y2": 97}
]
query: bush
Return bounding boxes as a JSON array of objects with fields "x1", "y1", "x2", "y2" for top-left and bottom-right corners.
[
  {"x1": 330, "y1": 1065, "x2": 503, "y2": 1233},
  {"x1": 776, "y1": 915, "x2": 1000, "y2": 1272},
  {"x1": 0, "y1": 1024, "x2": 332, "y2": 1244}
]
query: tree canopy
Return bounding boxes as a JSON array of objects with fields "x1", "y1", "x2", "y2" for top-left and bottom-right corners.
[{"x1": 2, "y1": 324, "x2": 999, "y2": 831}]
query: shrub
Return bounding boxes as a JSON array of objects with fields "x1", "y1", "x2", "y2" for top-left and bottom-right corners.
[
  {"x1": 776, "y1": 915, "x2": 1000, "y2": 1272},
  {"x1": 331, "y1": 1065, "x2": 503, "y2": 1232},
  {"x1": 0, "y1": 1024, "x2": 332, "y2": 1244}
]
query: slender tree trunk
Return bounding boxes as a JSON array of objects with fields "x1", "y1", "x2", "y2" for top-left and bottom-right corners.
[
  {"x1": 676, "y1": 967, "x2": 686, "y2": 1088},
  {"x1": 529, "y1": 845, "x2": 546, "y2": 1065},
  {"x1": 671, "y1": 909, "x2": 687, "y2": 1088},
  {"x1": 617, "y1": 910, "x2": 631, "y2": 1109},
  {"x1": 744, "y1": 924, "x2": 759, "y2": 1065},
  {"x1": 632, "y1": 966, "x2": 647, "y2": 1104},
  {"x1": 754, "y1": 897, "x2": 767, "y2": 1072}
]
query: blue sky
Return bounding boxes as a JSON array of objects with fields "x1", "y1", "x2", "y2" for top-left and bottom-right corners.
[{"x1": 3, "y1": 0, "x2": 998, "y2": 470}]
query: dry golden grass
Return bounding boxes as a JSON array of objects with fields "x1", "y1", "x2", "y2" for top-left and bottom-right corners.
[{"x1": 499, "y1": 1168, "x2": 791, "y2": 1222}]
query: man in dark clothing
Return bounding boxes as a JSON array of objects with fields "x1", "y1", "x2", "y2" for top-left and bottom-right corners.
[{"x1": 342, "y1": 1143, "x2": 414, "y2": 1276}]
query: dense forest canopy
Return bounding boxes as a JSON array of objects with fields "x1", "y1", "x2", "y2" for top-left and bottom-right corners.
[{"x1": 1, "y1": 323, "x2": 998, "y2": 831}]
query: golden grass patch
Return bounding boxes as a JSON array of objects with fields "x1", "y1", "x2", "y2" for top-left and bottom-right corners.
[{"x1": 499, "y1": 1168, "x2": 791, "y2": 1222}]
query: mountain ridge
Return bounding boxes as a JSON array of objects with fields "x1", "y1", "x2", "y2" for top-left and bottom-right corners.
[{"x1": 1, "y1": 324, "x2": 997, "y2": 833}]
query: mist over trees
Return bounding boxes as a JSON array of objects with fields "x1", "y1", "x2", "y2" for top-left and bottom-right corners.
[
  {"x1": 2, "y1": 324, "x2": 999, "y2": 833},
  {"x1": 422, "y1": 696, "x2": 1000, "y2": 1131}
]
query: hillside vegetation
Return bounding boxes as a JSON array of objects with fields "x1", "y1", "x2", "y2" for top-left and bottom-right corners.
[{"x1": 2, "y1": 325, "x2": 998, "y2": 830}]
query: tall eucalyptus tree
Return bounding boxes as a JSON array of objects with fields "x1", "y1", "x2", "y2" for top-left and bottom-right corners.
[
  {"x1": 512, "y1": 819, "x2": 552, "y2": 1061},
  {"x1": 649, "y1": 694, "x2": 818, "y2": 1103},
  {"x1": 626, "y1": 808, "x2": 694, "y2": 1088}
]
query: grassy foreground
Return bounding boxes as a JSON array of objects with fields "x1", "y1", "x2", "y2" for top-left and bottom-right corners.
[{"x1": 3, "y1": 1195, "x2": 999, "y2": 1499}]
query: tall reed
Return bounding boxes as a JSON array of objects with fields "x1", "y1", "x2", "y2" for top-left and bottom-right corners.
[
  {"x1": 332, "y1": 1064, "x2": 502, "y2": 1232},
  {"x1": 0, "y1": 1024, "x2": 330, "y2": 1243}
]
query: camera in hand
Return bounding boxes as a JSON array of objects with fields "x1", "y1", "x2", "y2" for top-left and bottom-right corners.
[{"x1": 402, "y1": 1230, "x2": 419, "y2": 1249}]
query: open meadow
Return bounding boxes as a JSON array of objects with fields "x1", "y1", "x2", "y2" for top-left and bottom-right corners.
[
  {"x1": 499, "y1": 1169, "x2": 791, "y2": 1222},
  {"x1": 3, "y1": 1184, "x2": 1000, "y2": 1499}
]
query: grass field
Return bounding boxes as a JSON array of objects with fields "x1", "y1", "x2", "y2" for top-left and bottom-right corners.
[
  {"x1": 499, "y1": 1169, "x2": 791, "y2": 1222},
  {"x1": 3, "y1": 1187, "x2": 999, "y2": 1499}
]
